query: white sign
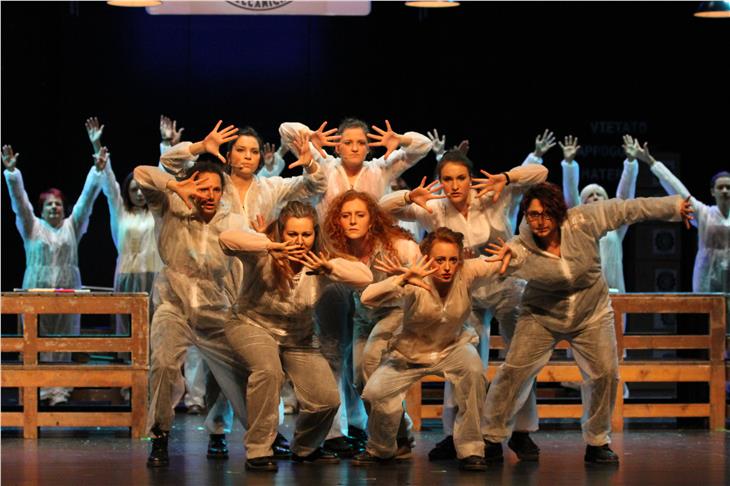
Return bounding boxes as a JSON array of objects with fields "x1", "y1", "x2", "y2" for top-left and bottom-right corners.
[{"x1": 146, "y1": 1, "x2": 371, "y2": 16}]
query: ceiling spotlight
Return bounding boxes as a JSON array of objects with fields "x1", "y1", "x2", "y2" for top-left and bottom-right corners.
[
  {"x1": 694, "y1": 1, "x2": 730, "y2": 18},
  {"x1": 405, "y1": 1, "x2": 460, "y2": 8},
  {"x1": 107, "y1": 0, "x2": 162, "y2": 7}
]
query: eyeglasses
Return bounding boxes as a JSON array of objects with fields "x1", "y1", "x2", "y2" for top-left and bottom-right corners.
[{"x1": 525, "y1": 211, "x2": 553, "y2": 222}]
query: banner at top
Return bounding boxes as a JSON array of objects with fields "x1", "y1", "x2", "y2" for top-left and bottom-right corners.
[{"x1": 146, "y1": 1, "x2": 371, "y2": 16}]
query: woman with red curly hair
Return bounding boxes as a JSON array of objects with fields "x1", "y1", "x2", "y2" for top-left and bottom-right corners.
[{"x1": 319, "y1": 189, "x2": 421, "y2": 458}]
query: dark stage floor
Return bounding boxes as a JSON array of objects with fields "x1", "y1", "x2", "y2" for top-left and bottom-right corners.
[{"x1": 2, "y1": 415, "x2": 729, "y2": 486}]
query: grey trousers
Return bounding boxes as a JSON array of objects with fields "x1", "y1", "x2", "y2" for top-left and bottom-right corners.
[
  {"x1": 363, "y1": 344, "x2": 487, "y2": 459},
  {"x1": 483, "y1": 313, "x2": 619, "y2": 446},
  {"x1": 224, "y1": 322, "x2": 340, "y2": 459},
  {"x1": 146, "y1": 303, "x2": 242, "y2": 436}
]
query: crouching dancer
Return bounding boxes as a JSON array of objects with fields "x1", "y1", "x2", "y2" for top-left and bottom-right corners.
[
  {"x1": 219, "y1": 201, "x2": 373, "y2": 472},
  {"x1": 354, "y1": 227, "x2": 504, "y2": 471}
]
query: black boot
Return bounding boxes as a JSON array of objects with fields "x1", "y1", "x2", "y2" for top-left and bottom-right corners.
[
  {"x1": 246, "y1": 456, "x2": 278, "y2": 472},
  {"x1": 484, "y1": 440, "x2": 504, "y2": 464},
  {"x1": 459, "y1": 455, "x2": 487, "y2": 472},
  {"x1": 428, "y1": 435, "x2": 456, "y2": 461},
  {"x1": 584, "y1": 444, "x2": 619, "y2": 464},
  {"x1": 323, "y1": 436, "x2": 356, "y2": 458},
  {"x1": 207, "y1": 434, "x2": 229, "y2": 459},
  {"x1": 147, "y1": 427, "x2": 170, "y2": 468},
  {"x1": 273, "y1": 432, "x2": 292, "y2": 459},
  {"x1": 508, "y1": 431, "x2": 540, "y2": 461}
]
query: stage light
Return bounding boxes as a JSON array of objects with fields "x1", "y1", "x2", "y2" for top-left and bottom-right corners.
[
  {"x1": 107, "y1": 0, "x2": 162, "y2": 7},
  {"x1": 694, "y1": 1, "x2": 730, "y2": 18},
  {"x1": 405, "y1": 1, "x2": 460, "y2": 8}
]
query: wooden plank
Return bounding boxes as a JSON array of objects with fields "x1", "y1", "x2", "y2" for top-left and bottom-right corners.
[
  {"x1": 130, "y1": 296, "x2": 149, "y2": 367},
  {"x1": 620, "y1": 364, "x2": 711, "y2": 382},
  {"x1": 1, "y1": 412, "x2": 24, "y2": 426},
  {"x1": 23, "y1": 386, "x2": 38, "y2": 439},
  {"x1": 405, "y1": 383, "x2": 423, "y2": 432},
  {"x1": 23, "y1": 313, "x2": 38, "y2": 366},
  {"x1": 1, "y1": 293, "x2": 148, "y2": 315},
  {"x1": 131, "y1": 371, "x2": 148, "y2": 438},
  {"x1": 622, "y1": 335, "x2": 710, "y2": 349},
  {"x1": 0, "y1": 338, "x2": 24, "y2": 352},
  {"x1": 2, "y1": 368, "x2": 139, "y2": 387},
  {"x1": 37, "y1": 412, "x2": 132, "y2": 428},
  {"x1": 622, "y1": 403, "x2": 710, "y2": 418},
  {"x1": 3, "y1": 338, "x2": 138, "y2": 353}
]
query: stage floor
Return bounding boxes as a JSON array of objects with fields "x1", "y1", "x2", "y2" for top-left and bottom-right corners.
[{"x1": 2, "y1": 415, "x2": 729, "y2": 486}]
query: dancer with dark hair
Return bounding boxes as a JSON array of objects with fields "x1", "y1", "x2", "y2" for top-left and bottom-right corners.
[
  {"x1": 2, "y1": 142, "x2": 105, "y2": 406},
  {"x1": 482, "y1": 182, "x2": 693, "y2": 464},
  {"x1": 219, "y1": 200, "x2": 373, "y2": 472}
]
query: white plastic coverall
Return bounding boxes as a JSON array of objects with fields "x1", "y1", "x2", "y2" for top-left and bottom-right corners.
[
  {"x1": 361, "y1": 258, "x2": 502, "y2": 459},
  {"x1": 650, "y1": 161, "x2": 730, "y2": 294},
  {"x1": 159, "y1": 142, "x2": 327, "y2": 416},
  {"x1": 482, "y1": 195, "x2": 683, "y2": 446},
  {"x1": 380, "y1": 161, "x2": 547, "y2": 435},
  {"x1": 134, "y1": 164, "x2": 249, "y2": 436},
  {"x1": 562, "y1": 158, "x2": 639, "y2": 292},
  {"x1": 279, "y1": 122, "x2": 432, "y2": 439},
  {"x1": 4, "y1": 165, "x2": 103, "y2": 402},
  {"x1": 219, "y1": 229, "x2": 373, "y2": 459}
]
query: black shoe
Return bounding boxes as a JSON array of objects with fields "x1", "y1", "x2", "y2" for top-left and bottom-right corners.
[
  {"x1": 459, "y1": 455, "x2": 487, "y2": 471},
  {"x1": 484, "y1": 440, "x2": 504, "y2": 464},
  {"x1": 508, "y1": 432, "x2": 540, "y2": 461},
  {"x1": 207, "y1": 434, "x2": 228, "y2": 459},
  {"x1": 352, "y1": 450, "x2": 393, "y2": 466},
  {"x1": 323, "y1": 436, "x2": 356, "y2": 458},
  {"x1": 147, "y1": 428, "x2": 169, "y2": 468},
  {"x1": 273, "y1": 432, "x2": 292, "y2": 459},
  {"x1": 345, "y1": 435, "x2": 367, "y2": 454},
  {"x1": 291, "y1": 447, "x2": 340, "y2": 464},
  {"x1": 584, "y1": 444, "x2": 619, "y2": 464},
  {"x1": 348, "y1": 425, "x2": 368, "y2": 442},
  {"x1": 186, "y1": 404, "x2": 205, "y2": 415},
  {"x1": 245, "y1": 456, "x2": 278, "y2": 472},
  {"x1": 428, "y1": 435, "x2": 456, "y2": 461}
]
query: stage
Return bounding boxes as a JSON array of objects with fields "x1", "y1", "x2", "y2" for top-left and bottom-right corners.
[{"x1": 2, "y1": 414, "x2": 728, "y2": 486}]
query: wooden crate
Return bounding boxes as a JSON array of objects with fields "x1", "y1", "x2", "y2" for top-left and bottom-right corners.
[
  {"x1": 0, "y1": 292, "x2": 149, "y2": 438},
  {"x1": 405, "y1": 293, "x2": 727, "y2": 431}
]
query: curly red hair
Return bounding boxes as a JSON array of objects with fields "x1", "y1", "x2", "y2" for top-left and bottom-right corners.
[{"x1": 323, "y1": 190, "x2": 414, "y2": 260}]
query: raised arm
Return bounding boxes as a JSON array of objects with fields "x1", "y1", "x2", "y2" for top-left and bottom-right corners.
[
  {"x1": 97, "y1": 149, "x2": 125, "y2": 248},
  {"x1": 378, "y1": 188, "x2": 437, "y2": 230},
  {"x1": 259, "y1": 141, "x2": 286, "y2": 178},
  {"x1": 559, "y1": 135, "x2": 582, "y2": 208},
  {"x1": 70, "y1": 153, "x2": 105, "y2": 240},
  {"x1": 279, "y1": 121, "x2": 339, "y2": 164},
  {"x1": 369, "y1": 120, "x2": 432, "y2": 180},
  {"x1": 160, "y1": 115, "x2": 185, "y2": 155},
  {"x1": 581, "y1": 195, "x2": 687, "y2": 239},
  {"x1": 2, "y1": 146, "x2": 37, "y2": 239}
]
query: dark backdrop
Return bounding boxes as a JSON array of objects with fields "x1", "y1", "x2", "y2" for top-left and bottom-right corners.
[{"x1": 2, "y1": 1, "x2": 728, "y2": 291}]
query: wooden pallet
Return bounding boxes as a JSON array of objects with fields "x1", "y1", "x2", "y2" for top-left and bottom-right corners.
[
  {"x1": 1, "y1": 293, "x2": 149, "y2": 438},
  {"x1": 405, "y1": 293, "x2": 727, "y2": 431}
]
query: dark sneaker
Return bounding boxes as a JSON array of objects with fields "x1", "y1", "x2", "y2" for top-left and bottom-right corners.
[
  {"x1": 323, "y1": 436, "x2": 356, "y2": 458},
  {"x1": 291, "y1": 447, "x2": 340, "y2": 464},
  {"x1": 186, "y1": 404, "x2": 205, "y2": 415},
  {"x1": 348, "y1": 425, "x2": 368, "y2": 442},
  {"x1": 207, "y1": 434, "x2": 228, "y2": 459},
  {"x1": 245, "y1": 456, "x2": 278, "y2": 472},
  {"x1": 459, "y1": 455, "x2": 487, "y2": 471},
  {"x1": 147, "y1": 428, "x2": 169, "y2": 468},
  {"x1": 395, "y1": 437, "x2": 412, "y2": 461},
  {"x1": 508, "y1": 431, "x2": 540, "y2": 461},
  {"x1": 273, "y1": 432, "x2": 292, "y2": 459},
  {"x1": 428, "y1": 435, "x2": 456, "y2": 461},
  {"x1": 352, "y1": 451, "x2": 393, "y2": 466},
  {"x1": 585, "y1": 444, "x2": 619, "y2": 464},
  {"x1": 484, "y1": 440, "x2": 504, "y2": 464}
]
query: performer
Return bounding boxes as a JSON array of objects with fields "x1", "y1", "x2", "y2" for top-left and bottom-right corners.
[
  {"x1": 482, "y1": 182, "x2": 693, "y2": 464},
  {"x1": 279, "y1": 118, "x2": 431, "y2": 454},
  {"x1": 2, "y1": 143, "x2": 104, "y2": 406},
  {"x1": 379, "y1": 147, "x2": 547, "y2": 461},
  {"x1": 219, "y1": 200, "x2": 373, "y2": 471},
  {"x1": 353, "y1": 227, "x2": 503, "y2": 471},
  {"x1": 323, "y1": 190, "x2": 421, "y2": 457},
  {"x1": 634, "y1": 137, "x2": 730, "y2": 295}
]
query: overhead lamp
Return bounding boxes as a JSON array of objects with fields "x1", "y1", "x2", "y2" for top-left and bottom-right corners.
[
  {"x1": 694, "y1": 1, "x2": 730, "y2": 18},
  {"x1": 107, "y1": 0, "x2": 162, "y2": 7},
  {"x1": 405, "y1": 1, "x2": 460, "y2": 8}
]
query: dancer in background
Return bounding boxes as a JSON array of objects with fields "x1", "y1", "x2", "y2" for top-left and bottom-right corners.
[{"x1": 2, "y1": 143, "x2": 104, "y2": 406}]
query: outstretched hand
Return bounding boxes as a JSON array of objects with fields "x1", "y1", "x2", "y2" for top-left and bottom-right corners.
[
  {"x1": 160, "y1": 115, "x2": 185, "y2": 145},
  {"x1": 289, "y1": 251, "x2": 333, "y2": 273},
  {"x1": 251, "y1": 214, "x2": 267, "y2": 233},
  {"x1": 368, "y1": 120, "x2": 401, "y2": 160},
  {"x1": 534, "y1": 129, "x2": 556, "y2": 157},
  {"x1": 680, "y1": 196, "x2": 695, "y2": 230},
  {"x1": 399, "y1": 254, "x2": 437, "y2": 291},
  {"x1": 203, "y1": 120, "x2": 239, "y2": 163},
  {"x1": 559, "y1": 135, "x2": 581, "y2": 162},
  {"x1": 427, "y1": 129, "x2": 446, "y2": 155},
  {"x1": 622, "y1": 134, "x2": 640, "y2": 162},
  {"x1": 408, "y1": 176, "x2": 445, "y2": 213},
  {"x1": 632, "y1": 138, "x2": 655, "y2": 166},
  {"x1": 93, "y1": 146, "x2": 109, "y2": 171},
  {"x1": 483, "y1": 237, "x2": 513, "y2": 274},
  {"x1": 288, "y1": 132, "x2": 314, "y2": 170},
  {"x1": 167, "y1": 171, "x2": 214, "y2": 209},
  {"x1": 373, "y1": 254, "x2": 410, "y2": 276},
  {"x1": 310, "y1": 121, "x2": 340, "y2": 158},
  {"x1": 472, "y1": 170, "x2": 509, "y2": 202},
  {"x1": 85, "y1": 117, "x2": 104, "y2": 152},
  {"x1": 2, "y1": 145, "x2": 19, "y2": 171}
]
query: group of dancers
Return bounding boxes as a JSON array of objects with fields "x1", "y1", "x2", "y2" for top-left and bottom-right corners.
[{"x1": 3, "y1": 113, "x2": 724, "y2": 472}]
